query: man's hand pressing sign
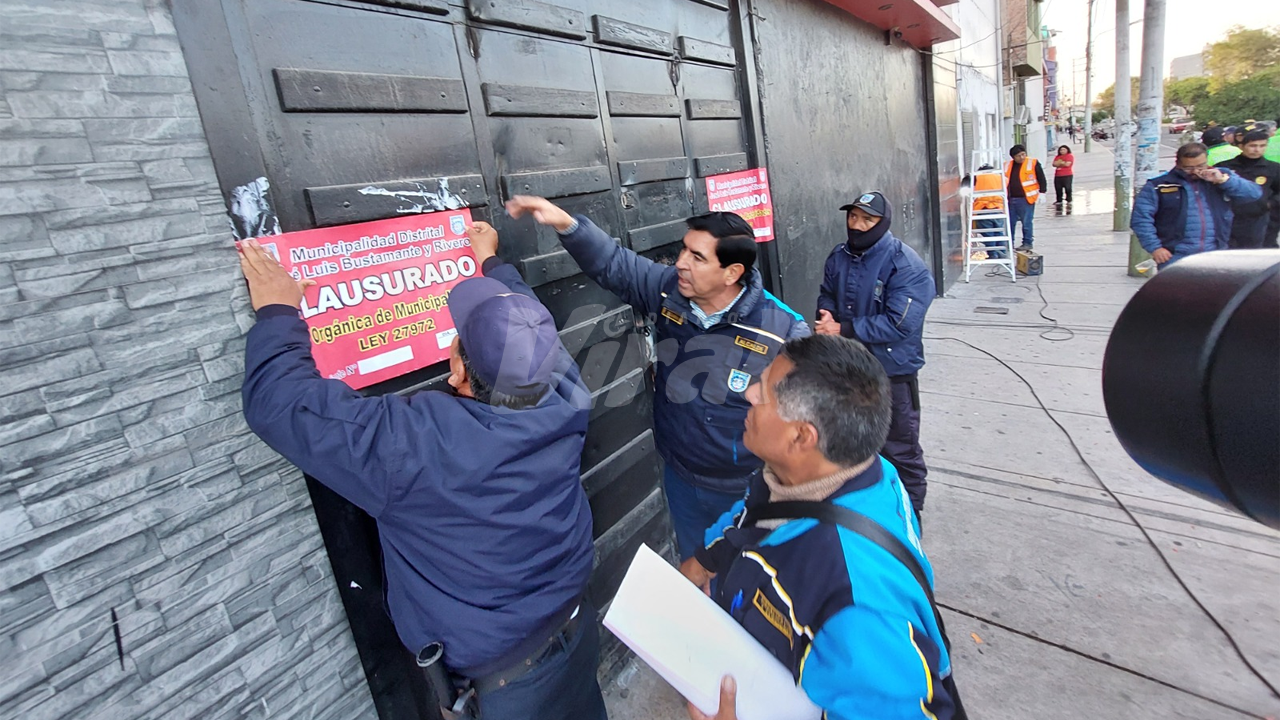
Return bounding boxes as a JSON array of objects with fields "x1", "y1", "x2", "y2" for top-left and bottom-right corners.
[{"x1": 237, "y1": 238, "x2": 315, "y2": 311}]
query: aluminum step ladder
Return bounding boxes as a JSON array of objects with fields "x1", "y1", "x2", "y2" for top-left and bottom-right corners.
[{"x1": 964, "y1": 149, "x2": 1016, "y2": 283}]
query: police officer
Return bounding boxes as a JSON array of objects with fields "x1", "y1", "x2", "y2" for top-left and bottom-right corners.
[
  {"x1": 814, "y1": 192, "x2": 935, "y2": 515},
  {"x1": 1218, "y1": 125, "x2": 1280, "y2": 248},
  {"x1": 1205, "y1": 126, "x2": 1242, "y2": 166},
  {"x1": 504, "y1": 195, "x2": 810, "y2": 561},
  {"x1": 237, "y1": 224, "x2": 605, "y2": 720}
]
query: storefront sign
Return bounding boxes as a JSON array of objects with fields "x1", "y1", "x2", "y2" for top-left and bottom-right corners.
[
  {"x1": 260, "y1": 209, "x2": 478, "y2": 389},
  {"x1": 705, "y1": 168, "x2": 775, "y2": 242}
]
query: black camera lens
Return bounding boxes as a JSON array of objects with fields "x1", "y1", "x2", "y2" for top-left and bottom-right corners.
[{"x1": 1103, "y1": 250, "x2": 1280, "y2": 530}]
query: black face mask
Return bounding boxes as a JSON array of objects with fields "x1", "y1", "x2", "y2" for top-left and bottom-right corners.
[{"x1": 846, "y1": 217, "x2": 888, "y2": 252}]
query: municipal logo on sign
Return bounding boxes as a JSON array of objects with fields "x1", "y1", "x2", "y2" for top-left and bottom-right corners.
[
  {"x1": 450, "y1": 214, "x2": 466, "y2": 235},
  {"x1": 727, "y1": 369, "x2": 751, "y2": 393}
]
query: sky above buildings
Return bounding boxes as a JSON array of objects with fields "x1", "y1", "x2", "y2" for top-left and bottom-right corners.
[{"x1": 1044, "y1": 0, "x2": 1280, "y2": 104}]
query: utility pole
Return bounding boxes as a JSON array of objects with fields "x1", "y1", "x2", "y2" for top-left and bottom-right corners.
[
  {"x1": 1113, "y1": 0, "x2": 1134, "y2": 230},
  {"x1": 1129, "y1": 0, "x2": 1166, "y2": 275},
  {"x1": 1083, "y1": 0, "x2": 1096, "y2": 152}
]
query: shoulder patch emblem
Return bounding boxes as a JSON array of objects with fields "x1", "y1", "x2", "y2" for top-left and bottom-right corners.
[
  {"x1": 727, "y1": 369, "x2": 751, "y2": 393},
  {"x1": 753, "y1": 589, "x2": 793, "y2": 646},
  {"x1": 734, "y1": 335, "x2": 769, "y2": 355},
  {"x1": 661, "y1": 307, "x2": 684, "y2": 325}
]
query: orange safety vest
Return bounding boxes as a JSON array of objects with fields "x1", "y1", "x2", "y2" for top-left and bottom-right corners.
[
  {"x1": 1004, "y1": 158, "x2": 1041, "y2": 203},
  {"x1": 972, "y1": 173, "x2": 1006, "y2": 211}
]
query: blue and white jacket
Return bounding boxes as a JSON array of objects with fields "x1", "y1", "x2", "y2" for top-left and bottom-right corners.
[
  {"x1": 696, "y1": 458, "x2": 955, "y2": 720},
  {"x1": 557, "y1": 216, "x2": 810, "y2": 494}
]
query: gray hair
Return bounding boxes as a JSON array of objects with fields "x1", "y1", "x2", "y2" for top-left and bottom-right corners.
[{"x1": 774, "y1": 335, "x2": 892, "y2": 466}]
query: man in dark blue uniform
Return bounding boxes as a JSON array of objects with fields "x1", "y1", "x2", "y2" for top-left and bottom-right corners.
[
  {"x1": 504, "y1": 195, "x2": 810, "y2": 561},
  {"x1": 815, "y1": 192, "x2": 935, "y2": 515},
  {"x1": 236, "y1": 222, "x2": 604, "y2": 720},
  {"x1": 680, "y1": 335, "x2": 956, "y2": 720}
]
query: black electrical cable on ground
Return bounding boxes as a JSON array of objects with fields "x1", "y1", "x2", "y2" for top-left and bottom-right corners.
[
  {"x1": 924, "y1": 333, "x2": 1280, "y2": 702},
  {"x1": 1032, "y1": 274, "x2": 1076, "y2": 342},
  {"x1": 975, "y1": 269, "x2": 1076, "y2": 341}
]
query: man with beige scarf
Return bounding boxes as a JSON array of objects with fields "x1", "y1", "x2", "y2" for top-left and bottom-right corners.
[{"x1": 677, "y1": 334, "x2": 958, "y2": 720}]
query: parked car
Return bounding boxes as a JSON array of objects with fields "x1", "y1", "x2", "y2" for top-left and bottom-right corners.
[{"x1": 1169, "y1": 119, "x2": 1194, "y2": 133}]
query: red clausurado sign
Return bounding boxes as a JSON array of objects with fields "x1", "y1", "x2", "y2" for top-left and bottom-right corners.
[
  {"x1": 705, "y1": 168, "x2": 775, "y2": 242},
  {"x1": 259, "y1": 209, "x2": 478, "y2": 390}
]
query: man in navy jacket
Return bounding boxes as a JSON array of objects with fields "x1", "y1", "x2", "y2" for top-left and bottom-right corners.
[
  {"x1": 505, "y1": 196, "x2": 810, "y2": 561},
  {"x1": 237, "y1": 222, "x2": 604, "y2": 720},
  {"x1": 815, "y1": 192, "x2": 935, "y2": 514},
  {"x1": 1131, "y1": 141, "x2": 1263, "y2": 265}
]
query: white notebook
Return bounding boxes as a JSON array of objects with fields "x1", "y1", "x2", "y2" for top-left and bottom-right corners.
[{"x1": 603, "y1": 544, "x2": 823, "y2": 720}]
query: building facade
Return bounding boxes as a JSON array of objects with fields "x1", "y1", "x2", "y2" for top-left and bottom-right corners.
[
  {"x1": 0, "y1": 1, "x2": 960, "y2": 718},
  {"x1": 1170, "y1": 52, "x2": 1206, "y2": 80},
  {"x1": 1001, "y1": 0, "x2": 1048, "y2": 163}
]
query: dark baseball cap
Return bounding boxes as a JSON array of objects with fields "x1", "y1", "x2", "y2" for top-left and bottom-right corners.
[
  {"x1": 1202, "y1": 126, "x2": 1225, "y2": 145},
  {"x1": 839, "y1": 191, "x2": 888, "y2": 217},
  {"x1": 1242, "y1": 127, "x2": 1271, "y2": 144},
  {"x1": 448, "y1": 277, "x2": 561, "y2": 398}
]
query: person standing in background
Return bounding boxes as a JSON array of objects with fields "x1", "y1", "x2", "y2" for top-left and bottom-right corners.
[
  {"x1": 1052, "y1": 145, "x2": 1075, "y2": 205},
  {"x1": 1217, "y1": 126, "x2": 1280, "y2": 249},
  {"x1": 814, "y1": 192, "x2": 935, "y2": 517},
  {"x1": 1206, "y1": 126, "x2": 1242, "y2": 166},
  {"x1": 1005, "y1": 144, "x2": 1048, "y2": 251}
]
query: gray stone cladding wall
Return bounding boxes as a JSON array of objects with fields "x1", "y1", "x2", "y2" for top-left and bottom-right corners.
[{"x1": 0, "y1": 1, "x2": 377, "y2": 718}]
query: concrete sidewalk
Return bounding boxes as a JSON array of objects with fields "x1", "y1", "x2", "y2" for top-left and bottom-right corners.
[{"x1": 605, "y1": 148, "x2": 1280, "y2": 720}]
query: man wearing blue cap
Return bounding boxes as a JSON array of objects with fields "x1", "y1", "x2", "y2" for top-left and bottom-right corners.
[{"x1": 237, "y1": 223, "x2": 604, "y2": 720}]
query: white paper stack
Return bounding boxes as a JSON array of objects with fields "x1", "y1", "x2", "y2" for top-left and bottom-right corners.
[{"x1": 603, "y1": 544, "x2": 822, "y2": 720}]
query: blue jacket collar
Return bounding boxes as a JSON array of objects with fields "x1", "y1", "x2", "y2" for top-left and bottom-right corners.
[{"x1": 663, "y1": 266, "x2": 766, "y2": 320}]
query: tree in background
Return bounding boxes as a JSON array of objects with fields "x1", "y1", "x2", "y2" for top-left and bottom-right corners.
[
  {"x1": 1095, "y1": 77, "x2": 1141, "y2": 116},
  {"x1": 1193, "y1": 72, "x2": 1280, "y2": 127},
  {"x1": 1204, "y1": 26, "x2": 1280, "y2": 91},
  {"x1": 1097, "y1": 27, "x2": 1279, "y2": 128},
  {"x1": 1165, "y1": 76, "x2": 1211, "y2": 111}
]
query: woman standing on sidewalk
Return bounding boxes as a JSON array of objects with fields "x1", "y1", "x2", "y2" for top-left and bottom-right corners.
[{"x1": 1053, "y1": 145, "x2": 1075, "y2": 204}]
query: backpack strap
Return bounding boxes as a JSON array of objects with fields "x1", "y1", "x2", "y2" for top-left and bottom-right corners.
[
  {"x1": 745, "y1": 501, "x2": 939, "y2": 635},
  {"x1": 745, "y1": 500, "x2": 969, "y2": 719}
]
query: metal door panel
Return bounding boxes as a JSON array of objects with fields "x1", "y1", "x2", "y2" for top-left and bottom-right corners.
[
  {"x1": 241, "y1": 0, "x2": 481, "y2": 230},
  {"x1": 544, "y1": 0, "x2": 734, "y2": 47},
  {"x1": 176, "y1": 0, "x2": 759, "y2": 711}
]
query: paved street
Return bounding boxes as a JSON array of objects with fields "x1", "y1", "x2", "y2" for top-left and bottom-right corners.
[{"x1": 605, "y1": 147, "x2": 1280, "y2": 720}]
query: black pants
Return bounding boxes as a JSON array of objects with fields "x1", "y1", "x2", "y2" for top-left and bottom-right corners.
[
  {"x1": 1229, "y1": 214, "x2": 1269, "y2": 249},
  {"x1": 1054, "y1": 175, "x2": 1073, "y2": 203},
  {"x1": 882, "y1": 377, "x2": 927, "y2": 513}
]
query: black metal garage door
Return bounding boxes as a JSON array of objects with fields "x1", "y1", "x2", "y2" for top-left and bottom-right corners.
[{"x1": 174, "y1": 1, "x2": 762, "y2": 716}]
